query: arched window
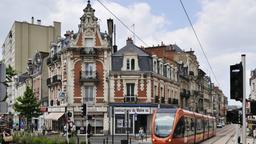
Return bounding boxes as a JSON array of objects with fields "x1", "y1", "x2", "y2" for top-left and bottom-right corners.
[{"x1": 131, "y1": 59, "x2": 135, "y2": 70}]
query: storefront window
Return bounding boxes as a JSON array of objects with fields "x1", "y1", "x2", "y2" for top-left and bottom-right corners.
[{"x1": 115, "y1": 114, "x2": 133, "y2": 134}]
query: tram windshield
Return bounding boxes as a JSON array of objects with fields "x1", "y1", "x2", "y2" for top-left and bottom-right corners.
[{"x1": 155, "y1": 112, "x2": 175, "y2": 138}]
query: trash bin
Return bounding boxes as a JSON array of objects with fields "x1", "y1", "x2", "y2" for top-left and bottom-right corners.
[{"x1": 121, "y1": 139, "x2": 128, "y2": 144}]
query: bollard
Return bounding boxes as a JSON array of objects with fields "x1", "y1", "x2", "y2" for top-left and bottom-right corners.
[
  {"x1": 103, "y1": 139, "x2": 105, "y2": 144},
  {"x1": 106, "y1": 137, "x2": 108, "y2": 144},
  {"x1": 130, "y1": 137, "x2": 132, "y2": 144}
]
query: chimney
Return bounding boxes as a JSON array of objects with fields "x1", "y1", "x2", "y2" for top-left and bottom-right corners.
[
  {"x1": 126, "y1": 37, "x2": 133, "y2": 45},
  {"x1": 31, "y1": 17, "x2": 34, "y2": 24},
  {"x1": 37, "y1": 19, "x2": 41, "y2": 25}
]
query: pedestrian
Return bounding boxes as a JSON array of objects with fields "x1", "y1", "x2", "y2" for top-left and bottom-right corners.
[
  {"x1": 63, "y1": 124, "x2": 67, "y2": 136},
  {"x1": 139, "y1": 127, "x2": 145, "y2": 142},
  {"x1": 253, "y1": 128, "x2": 256, "y2": 139},
  {"x1": 42, "y1": 123, "x2": 46, "y2": 136}
]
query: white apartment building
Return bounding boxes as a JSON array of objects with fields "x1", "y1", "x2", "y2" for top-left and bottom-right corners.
[{"x1": 1, "y1": 19, "x2": 61, "y2": 114}]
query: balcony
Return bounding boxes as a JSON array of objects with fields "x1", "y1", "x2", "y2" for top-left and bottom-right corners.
[
  {"x1": 172, "y1": 98, "x2": 179, "y2": 105},
  {"x1": 52, "y1": 75, "x2": 62, "y2": 84},
  {"x1": 80, "y1": 71, "x2": 98, "y2": 82},
  {"x1": 124, "y1": 96, "x2": 137, "y2": 103},
  {"x1": 80, "y1": 47, "x2": 96, "y2": 57},
  {"x1": 154, "y1": 96, "x2": 159, "y2": 103},
  {"x1": 161, "y1": 97, "x2": 165, "y2": 103},
  {"x1": 168, "y1": 98, "x2": 172, "y2": 104},
  {"x1": 47, "y1": 78, "x2": 52, "y2": 87},
  {"x1": 180, "y1": 89, "x2": 191, "y2": 99}
]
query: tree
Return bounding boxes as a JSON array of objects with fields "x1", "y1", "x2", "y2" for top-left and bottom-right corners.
[
  {"x1": 14, "y1": 86, "x2": 42, "y2": 131},
  {"x1": 0, "y1": 64, "x2": 17, "y2": 102}
]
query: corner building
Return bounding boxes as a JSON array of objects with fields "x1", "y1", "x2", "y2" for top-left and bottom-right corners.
[{"x1": 46, "y1": 2, "x2": 111, "y2": 134}]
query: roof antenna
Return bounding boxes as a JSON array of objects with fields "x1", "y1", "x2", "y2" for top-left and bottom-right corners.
[{"x1": 131, "y1": 24, "x2": 135, "y2": 44}]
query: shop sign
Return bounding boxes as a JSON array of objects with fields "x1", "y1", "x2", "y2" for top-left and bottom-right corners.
[
  {"x1": 48, "y1": 107, "x2": 65, "y2": 112},
  {"x1": 40, "y1": 107, "x2": 48, "y2": 112},
  {"x1": 114, "y1": 107, "x2": 151, "y2": 114}
]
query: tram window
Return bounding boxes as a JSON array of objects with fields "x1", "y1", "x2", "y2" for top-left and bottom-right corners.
[
  {"x1": 196, "y1": 119, "x2": 203, "y2": 134},
  {"x1": 173, "y1": 117, "x2": 185, "y2": 138},
  {"x1": 185, "y1": 117, "x2": 194, "y2": 136},
  {"x1": 209, "y1": 120, "x2": 213, "y2": 130},
  {"x1": 191, "y1": 118, "x2": 195, "y2": 135}
]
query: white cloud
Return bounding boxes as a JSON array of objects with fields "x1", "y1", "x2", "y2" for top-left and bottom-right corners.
[{"x1": 1, "y1": 0, "x2": 256, "y2": 106}]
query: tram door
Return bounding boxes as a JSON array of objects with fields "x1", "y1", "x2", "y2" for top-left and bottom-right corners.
[{"x1": 135, "y1": 114, "x2": 147, "y2": 134}]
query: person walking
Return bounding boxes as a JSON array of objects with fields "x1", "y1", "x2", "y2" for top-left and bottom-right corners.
[
  {"x1": 139, "y1": 127, "x2": 145, "y2": 142},
  {"x1": 42, "y1": 123, "x2": 46, "y2": 136},
  {"x1": 253, "y1": 127, "x2": 256, "y2": 143},
  {"x1": 63, "y1": 124, "x2": 67, "y2": 136}
]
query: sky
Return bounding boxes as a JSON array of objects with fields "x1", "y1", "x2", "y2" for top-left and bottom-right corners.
[{"x1": 1, "y1": 0, "x2": 256, "y2": 106}]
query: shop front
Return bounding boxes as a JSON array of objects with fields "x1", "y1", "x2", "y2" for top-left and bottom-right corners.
[
  {"x1": 74, "y1": 105, "x2": 107, "y2": 135},
  {"x1": 111, "y1": 103, "x2": 157, "y2": 135}
]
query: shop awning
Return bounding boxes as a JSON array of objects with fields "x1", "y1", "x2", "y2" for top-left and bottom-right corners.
[{"x1": 45, "y1": 113, "x2": 64, "y2": 121}]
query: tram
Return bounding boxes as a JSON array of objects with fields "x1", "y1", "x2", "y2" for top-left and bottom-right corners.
[{"x1": 152, "y1": 108, "x2": 216, "y2": 144}]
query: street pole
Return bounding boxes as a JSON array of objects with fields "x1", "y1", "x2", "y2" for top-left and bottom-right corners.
[
  {"x1": 65, "y1": 107, "x2": 69, "y2": 144},
  {"x1": 242, "y1": 54, "x2": 246, "y2": 144},
  {"x1": 85, "y1": 103, "x2": 88, "y2": 144},
  {"x1": 112, "y1": 107, "x2": 114, "y2": 144}
]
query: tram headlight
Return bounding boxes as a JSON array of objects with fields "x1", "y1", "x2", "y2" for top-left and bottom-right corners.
[{"x1": 168, "y1": 138, "x2": 172, "y2": 143}]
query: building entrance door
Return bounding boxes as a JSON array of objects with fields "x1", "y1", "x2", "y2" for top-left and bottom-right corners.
[{"x1": 135, "y1": 114, "x2": 147, "y2": 134}]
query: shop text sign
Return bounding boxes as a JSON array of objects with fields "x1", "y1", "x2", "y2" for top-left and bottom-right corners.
[{"x1": 114, "y1": 107, "x2": 151, "y2": 114}]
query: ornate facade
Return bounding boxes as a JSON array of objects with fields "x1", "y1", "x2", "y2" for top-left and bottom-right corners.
[{"x1": 46, "y1": 1, "x2": 111, "y2": 134}]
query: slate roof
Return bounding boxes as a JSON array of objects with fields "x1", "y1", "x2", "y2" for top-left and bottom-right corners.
[{"x1": 112, "y1": 38, "x2": 149, "y2": 56}]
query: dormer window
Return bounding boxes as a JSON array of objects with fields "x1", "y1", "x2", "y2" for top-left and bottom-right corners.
[{"x1": 122, "y1": 53, "x2": 140, "y2": 71}]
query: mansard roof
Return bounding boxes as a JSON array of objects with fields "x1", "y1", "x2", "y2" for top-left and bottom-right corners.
[{"x1": 112, "y1": 38, "x2": 149, "y2": 57}]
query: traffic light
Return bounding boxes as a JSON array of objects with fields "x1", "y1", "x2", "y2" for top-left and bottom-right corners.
[
  {"x1": 82, "y1": 104, "x2": 87, "y2": 116},
  {"x1": 230, "y1": 62, "x2": 243, "y2": 101},
  {"x1": 251, "y1": 101, "x2": 256, "y2": 115}
]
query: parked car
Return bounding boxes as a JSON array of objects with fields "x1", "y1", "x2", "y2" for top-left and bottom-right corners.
[
  {"x1": 221, "y1": 122, "x2": 225, "y2": 127},
  {"x1": 217, "y1": 123, "x2": 223, "y2": 128}
]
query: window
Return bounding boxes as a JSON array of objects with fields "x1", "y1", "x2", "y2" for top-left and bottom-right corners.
[
  {"x1": 185, "y1": 117, "x2": 194, "y2": 136},
  {"x1": 85, "y1": 63, "x2": 94, "y2": 78},
  {"x1": 173, "y1": 117, "x2": 185, "y2": 138},
  {"x1": 125, "y1": 83, "x2": 135, "y2": 102},
  {"x1": 131, "y1": 59, "x2": 135, "y2": 70},
  {"x1": 154, "y1": 61, "x2": 157, "y2": 72},
  {"x1": 84, "y1": 86, "x2": 94, "y2": 102},
  {"x1": 85, "y1": 38, "x2": 93, "y2": 47},
  {"x1": 154, "y1": 86, "x2": 158, "y2": 96},
  {"x1": 196, "y1": 119, "x2": 203, "y2": 134},
  {"x1": 126, "y1": 59, "x2": 130, "y2": 70},
  {"x1": 155, "y1": 112, "x2": 175, "y2": 138}
]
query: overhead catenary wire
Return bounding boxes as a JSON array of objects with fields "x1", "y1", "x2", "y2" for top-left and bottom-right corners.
[
  {"x1": 179, "y1": 0, "x2": 220, "y2": 87},
  {"x1": 96, "y1": 0, "x2": 149, "y2": 46}
]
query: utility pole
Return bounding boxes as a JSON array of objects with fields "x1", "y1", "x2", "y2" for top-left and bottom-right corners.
[{"x1": 242, "y1": 54, "x2": 246, "y2": 144}]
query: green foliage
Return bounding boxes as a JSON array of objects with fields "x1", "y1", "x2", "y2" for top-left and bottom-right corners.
[
  {"x1": 14, "y1": 86, "x2": 42, "y2": 131},
  {"x1": 14, "y1": 86, "x2": 42, "y2": 120},
  {"x1": 13, "y1": 133, "x2": 69, "y2": 144}
]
